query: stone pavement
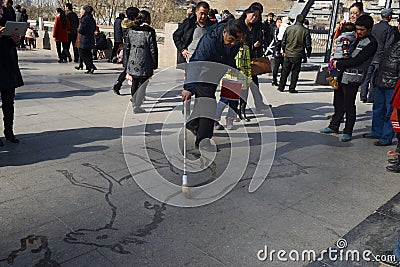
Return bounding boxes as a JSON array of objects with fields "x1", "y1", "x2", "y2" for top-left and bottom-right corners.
[{"x1": 0, "y1": 49, "x2": 399, "y2": 267}]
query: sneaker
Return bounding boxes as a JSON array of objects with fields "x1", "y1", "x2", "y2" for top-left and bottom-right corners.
[
  {"x1": 320, "y1": 127, "x2": 338, "y2": 134},
  {"x1": 386, "y1": 163, "x2": 400, "y2": 173},
  {"x1": 362, "y1": 133, "x2": 379, "y2": 139},
  {"x1": 374, "y1": 140, "x2": 391, "y2": 146},
  {"x1": 226, "y1": 118, "x2": 234, "y2": 130},
  {"x1": 341, "y1": 134, "x2": 352, "y2": 142},
  {"x1": 388, "y1": 149, "x2": 400, "y2": 157},
  {"x1": 388, "y1": 158, "x2": 399, "y2": 164},
  {"x1": 214, "y1": 121, "x2": 224, "y2": 130}
]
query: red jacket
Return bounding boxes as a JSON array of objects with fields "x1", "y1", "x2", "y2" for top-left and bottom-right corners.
[
  {"x1": 390, "y1": 78, "x2": 400, "y2": 132},
  {"x1": 53, "y1": 15, "x2": 70, "y2": 42},
  {"x1": 391, "y1": 77, "x2": 400, "y2": 110}
]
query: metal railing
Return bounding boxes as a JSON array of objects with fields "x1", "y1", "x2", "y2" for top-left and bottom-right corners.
[{"x1": 310, "y1": 29, "x2": 328, "y2": 57}]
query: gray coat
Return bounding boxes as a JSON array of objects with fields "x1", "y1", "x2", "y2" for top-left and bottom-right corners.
[
  {"x1": 125, "y1": 24, "x2": 158, "y2": 78},
  {"x1": 371, "y1": 20, "x2": 396, "y2": 64}
]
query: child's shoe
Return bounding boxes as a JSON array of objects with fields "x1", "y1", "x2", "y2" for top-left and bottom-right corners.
[
  {"x1": 326, "y1": 76, "x2": 339, "y2": 89},
  {"x1": 226, "y1": 118, "x2": 234, "y2": 130}
]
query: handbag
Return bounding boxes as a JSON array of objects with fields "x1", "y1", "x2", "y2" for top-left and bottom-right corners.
[
  {"x1": 251, "y1": 57, "x2": 272, "y2": 76},
  {"x1": 220, "y1": 78, "x2": 242, "y2": 100}
]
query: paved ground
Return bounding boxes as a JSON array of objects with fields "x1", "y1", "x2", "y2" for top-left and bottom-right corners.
[{"x1": 0, "y1": 49, "x2": 399, "y2": 267}]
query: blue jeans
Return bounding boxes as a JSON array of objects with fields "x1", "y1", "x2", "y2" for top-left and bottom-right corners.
[
  {"x1": 371, "y1": 87, "x2": 394, "y2": 144},
  {"x1": 395, "y1": 235, "x2": 400, "y2": 261}
]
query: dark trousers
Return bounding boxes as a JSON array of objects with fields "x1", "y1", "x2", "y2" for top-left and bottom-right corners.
[
  {"x1": 76, "y1": 49, "x2": 86, "y2": 69},
  {"x1": 111, "y1": 41, "x2": 122, "y2": 60},
  {"x1": 130, "y1": 77, "x2": 149, "y2": 107},
  {"x1": 19, "y1": 35, "x2": 26, "y2": 48},
  {"x1": 67, "y1": 33, "x2": 79, "y2": 62},
  {"x1": 187, "y1": 84, "x2": 217, "y2": 146},
  {"x1": 1, "y1": 88, "x2": 15, "y2": 135},
  {"x1": 80, "y1": 48, "x2": 95, "y2": 70},
  {"x1": 56, "y1": 42, "x2": 70, "y2": 60},
  {"x1": 272, "y1": 56, "x2": 284, "y2": 83},
  {"x1": 329, "y1": 82, "x2": 359, "y2": 135},
  {"x1": 278, "y1": 56, "x2": 302, "y2": 91},
  {"x1": 117, "y1": 69, "x2": 127, "y2": 84}
]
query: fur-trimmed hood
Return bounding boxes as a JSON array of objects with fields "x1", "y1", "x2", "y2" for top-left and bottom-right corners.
[{"x1": 121, "y1": 18, "x2": 135, "y2": 29}]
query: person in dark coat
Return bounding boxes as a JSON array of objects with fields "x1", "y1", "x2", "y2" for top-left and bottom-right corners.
[
  {"x1": 363, "y1": 39, "x2": 400, "y2": 146},
  {"x1": 238, "y1": 3, "x2": 269, "y2": 118},
  {"x1": 65, "y1": 3, "x2": 79, "y2": 63},
  {"x1": 111, "y1": 6, "x2": 139, "y2": 95},
  {"x1": 125, "y1": 10, "x2": 158, "y2": 113},
  {"x1": 277, "y1": 14, "x2": 312, "y2": 93},
  {"x1": 360, "y1": 8, "x2": 397, "y2": 103},
  {"x1": 173, "y1": 1, "x2": 212, "y2": 66},
  {"x1": 4, "y1": 0, "x2": 15, "y2": 21},
  {"x1": 271, "y1": 16, "x2": 283, "y2": 86},
  {"x1": 181, "y1": 19, "x2": 246, "y2": 149},
  {"x1": 263, "y1": 12, "x2": 276, "y2": 48},
  {"x1": 0, "y1": 0, "x2": 24, "y2": 145},
  {"x1": 92, "y1": 26, "x2": 107, "y2": 60},
  {"x1": 110, "y1": 13, "x2": 125, "y2": 61},
  {"x1": 78, "y1": 5, "x2": 96, "y2": 74}
]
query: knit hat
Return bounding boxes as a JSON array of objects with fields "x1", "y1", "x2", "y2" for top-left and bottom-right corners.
[
  {"x1": 82, "y1": 5, "x2": 93, "y2": 14},
  {"x1": 381, "y1": 8, "x2": 393, "y2": 18}
]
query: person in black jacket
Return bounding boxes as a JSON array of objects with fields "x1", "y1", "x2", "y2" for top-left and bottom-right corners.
[
  {"x1": 4, "y1": 0, "x2": 15, "y2": 21},
  {"x1": 271, "y1": 17, "x2": 283, "y2": 86},
  {"x1": 173, "y1": 1, "x2": 212, "y2": 66},
  {"x1": 92, "y1": 26, "x2": 107, "y2": 60},
  {"x1": 320, "y1": 15, "x2": 378, "y2": 142},
  {"x1": 263, "y1": 12, "x2": 276, "y2": 49},
  {"x1": 66, "y1": 3, "x2": 79, "y2": 63},
  {"x1": 0, "y1": 0, "x2": 23, "y2": 145},
  {"x1": 111, "y1": 7, "x2": 139, "y2": 95},
  {"x1": 78, "y1": 5, "x2": 96, "y2": 74},
  {"x1": 181, "y1": 19, "x2": 246, "y2": 149},
  {"x1": 363, "y1": 39, "x2": 400, "y2": 146},
  {"x1": 238, "y1": 3, "x2": 270, "y2": 115},
  {"x1": 360, "y1": 8, "x2": 396, "y2": 103},
  {"x1": 110, "y1": 13, "x2": 125, "y2": 62}
]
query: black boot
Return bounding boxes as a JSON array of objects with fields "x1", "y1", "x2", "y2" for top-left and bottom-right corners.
[
  {"x1": 112, "y1": 81, "x2": 122, "y2": 95},
  {"x1": 386, "y1": 163, "x2": 400, "y2": 173},
  {"x1": 239, "y1": 100, "x2": 250, "y2": 122},
  {"x1": 2, "y1": 89, "x2": 19, "y2": 143},
  {"x1": 4, "y1": 131, "x2": 19, "y2": 143}
]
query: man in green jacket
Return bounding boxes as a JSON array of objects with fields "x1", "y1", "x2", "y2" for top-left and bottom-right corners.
[{"x1": 277, "y1": 14, "x2": 312, "y2": 93}]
